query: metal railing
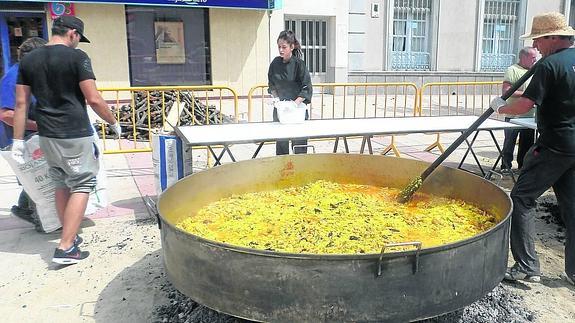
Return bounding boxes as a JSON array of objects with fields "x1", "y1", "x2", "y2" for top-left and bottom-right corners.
[
  {"x1": 418, "y1": 81, "x2": 501, "y2": 152},
  {"x1": 247, "y1": 82, "x2": 419, "y2": 156},
  {"x1": 94, "y1": 81, "x2": 503, "y2": 159},
  {"x1": 96, "y1": 85, "x2": 239, "y2": 154}
]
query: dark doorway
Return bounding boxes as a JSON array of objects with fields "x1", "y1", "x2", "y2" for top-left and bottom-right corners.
[{"x1": 0, "y1": 5, "x2": 46, "y2": 77}]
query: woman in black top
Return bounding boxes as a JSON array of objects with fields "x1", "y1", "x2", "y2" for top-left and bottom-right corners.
[{"x1": 267, "y1": 30, "x2": 313, "y2": 155}]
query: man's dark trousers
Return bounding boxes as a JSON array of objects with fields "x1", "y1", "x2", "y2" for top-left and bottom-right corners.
[{"x1": 510, "y1": 144, "x2": 575, "y2": 277}]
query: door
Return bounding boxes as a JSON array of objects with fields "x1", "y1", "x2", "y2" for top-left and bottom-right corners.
[
  {"x1": 0, "y1": 13, "x2": 46, "y2": 77},
  {"x1": 285, "y1": 17, "x2": 328, "y2": 85}
]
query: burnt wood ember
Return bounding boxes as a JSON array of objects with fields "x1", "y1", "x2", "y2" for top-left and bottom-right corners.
[
  {"x1": 153, "y1": 284, "x2": 534, "y2": 323},
  {"x1": 536, "y1": 195, "x2": 564, "y2": 227},
  {"x1": 93, "y1": 91, "x2": 235, "y2": 141}
]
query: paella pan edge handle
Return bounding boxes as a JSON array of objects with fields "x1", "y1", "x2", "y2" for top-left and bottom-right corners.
[
  {"x1": 377, "y1": 241, "x2": 422, "y2": 277},
  {"x1": 144, "y1": 195, "x2": 161, "y2": 230}
]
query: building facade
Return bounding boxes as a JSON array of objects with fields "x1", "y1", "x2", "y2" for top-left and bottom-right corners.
[
  {"x1": 348, "y1": 0, "x2": 572, "y2": 85},
  {"x1": 0, "y1": 0, "x2": 349, "y2": 95},
  {"x1": 0, "y1": 0, "x2": 573, "y2": 94}
]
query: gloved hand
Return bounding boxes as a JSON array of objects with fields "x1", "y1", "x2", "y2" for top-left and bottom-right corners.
[
  {"x1": 268, "y1": 97, "x2": 280, "y2": 108},
  {"x1": 110, "y1": 122, "x2": 122, "y2": 138},
  {"x1": 11, "y1": 139, "x2": 26, "y2": 165},
  {"x1": 490, "y1": 97, "x2": 507, "y2": 114}
]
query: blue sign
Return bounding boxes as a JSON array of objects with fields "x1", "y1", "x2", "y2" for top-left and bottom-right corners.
[{"x1": 8, "y1": 0, "x2": 278, "y2": 10}]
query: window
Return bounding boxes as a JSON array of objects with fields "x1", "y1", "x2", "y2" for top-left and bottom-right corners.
[
  {"x1": 391, "y1": 0, "x2": 431, "y2": 71},
  {"x1": 284, "y1": 18, "x2": 327, "y2": 76},
  {"x1": 125, "y1": 6, "x2": 211, "y2": 86},
  {"x1": 481, "y1": 0, "x2": 520, "y2": 71}
]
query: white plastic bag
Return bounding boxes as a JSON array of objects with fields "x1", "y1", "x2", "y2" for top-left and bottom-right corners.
[
  {"x1": 1, "y1": 133, "x2": 108, "y2": 231},
  {"x1": 85, "y1": 130, "x2": 108, "y2": 215},
  {"x1": 275, "y1": 101, "x2": 307, "y2": 124},
  {"x1": 1, "y1": 135, "x2": 61, "y2": 232}
]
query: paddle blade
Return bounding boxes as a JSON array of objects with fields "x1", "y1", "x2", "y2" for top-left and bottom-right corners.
[{"x1": 397, "y1": 176, "x2": 423, "y2": 203}]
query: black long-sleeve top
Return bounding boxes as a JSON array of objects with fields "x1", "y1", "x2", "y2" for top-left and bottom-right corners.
[{"x1": 267, "y1": 56, "x2": 312, "y2": 104}]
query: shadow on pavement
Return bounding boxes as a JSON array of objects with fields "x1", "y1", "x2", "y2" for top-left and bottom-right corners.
[
  {"x1": 89, "y1": 196, "x2": 156, "y2": 222},
  {"x1": 0, "y1": 217, "x2": 96, "y2": 266},
  {"x1": 93, "y1": 249, "x2": 168, "y2": 322}
]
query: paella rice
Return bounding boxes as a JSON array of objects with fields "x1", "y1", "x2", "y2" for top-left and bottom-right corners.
[{"x1": 176, "y1": 180, "x2": 497, "y2": 254}]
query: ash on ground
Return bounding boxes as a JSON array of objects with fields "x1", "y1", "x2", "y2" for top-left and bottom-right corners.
[
  {"x1": 154, "y1": 283, "x2": 533, "y2": 323},
  {"x1": 154, "y1": 283, "x2": 249, "y2": 323},
  {"x1": 536, "y1": 195, "x2": 563, "y2": 227},
  {"x1": 419, "y1": 284, "x2": 534, "y2": 322}
]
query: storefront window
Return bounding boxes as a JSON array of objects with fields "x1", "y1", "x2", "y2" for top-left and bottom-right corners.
[{"x1": 125, "y1": 6, "x2": 211, "y2": 86}]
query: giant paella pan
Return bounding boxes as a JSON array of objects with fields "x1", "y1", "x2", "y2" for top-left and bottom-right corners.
[{"x1": 156, "y1": 154, "x2": 512, "y2": 322}]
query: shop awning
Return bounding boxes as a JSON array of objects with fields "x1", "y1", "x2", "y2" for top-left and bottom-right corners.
[{"x1": 6, "y1": 0, "x2": 281, "y2": 10}]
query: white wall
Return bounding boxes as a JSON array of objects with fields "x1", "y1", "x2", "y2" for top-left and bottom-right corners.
[
  {"x1": 523, "y1": 0, "x2": 566, "y2": 46},
  {"x1": 348, "y1": 0, "x2": 386, "y2": 71},
  {"x1": 73, "y1": 4, "x2": 131, "y2": 89},
  {"x1": 435, "y1": 0, "x2": 479, "y2": 71},
  {"x1": 210, "y1": 9, "x2": 269, "y2": 93}
]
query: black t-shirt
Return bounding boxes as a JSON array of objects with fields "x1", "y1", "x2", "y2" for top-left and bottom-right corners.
[
  {"x1": 17, "y1": 45, "x2": 95, "y2": 139},
  {"x1": 267, "y1": 56, "x2": 312, "y2": 104},
  {"x1": 523, "y1": 48, "x2": 575, "y2": 155}
]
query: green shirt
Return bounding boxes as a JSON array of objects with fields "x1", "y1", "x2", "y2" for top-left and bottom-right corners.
[{"x1": 504, "y1": 63, "x2": 534, "y2": 118}]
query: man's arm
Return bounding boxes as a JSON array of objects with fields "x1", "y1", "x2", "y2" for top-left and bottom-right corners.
[
  {"x1": 13, "y1": 85, "x2": 31, "y2": 140},
  {"x1": 0, "y1": 108, "x2": 37, "y2": 131},
  {"x1": 79, "y1": 79, "x2": 117, "y2": 125},
  {"x1": 498, "y1": 97, "x2": 535, "y2": 115},
  {"x1": 502, "y1": 81, "x2": 524, "y2": 98}
]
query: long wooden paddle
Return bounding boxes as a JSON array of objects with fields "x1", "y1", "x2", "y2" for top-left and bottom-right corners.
[{"x1": 397, "y1": 60, "x2": 541, "y2": 203}]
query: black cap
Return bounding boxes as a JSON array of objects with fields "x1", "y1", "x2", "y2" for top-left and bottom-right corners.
[{"x1": 53, "y1": 16, "x2": 90, "y2": 43}]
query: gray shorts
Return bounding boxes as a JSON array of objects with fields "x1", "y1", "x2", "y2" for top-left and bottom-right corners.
[{"x1": 39, "y1": 136, "x2": 99, "y2": 193}]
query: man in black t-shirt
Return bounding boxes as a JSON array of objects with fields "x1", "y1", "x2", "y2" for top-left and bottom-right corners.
[
  {"x1": 12, "y1": 16, "x2": 121, "y2": 265},
  {"x1": 491, "y1": 12, "x2": 575, "y2": 285}
]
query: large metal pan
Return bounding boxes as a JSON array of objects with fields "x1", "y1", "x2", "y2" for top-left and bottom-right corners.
[{"x1": 157, "y1": 154, "x2": 511, "y2": 322}]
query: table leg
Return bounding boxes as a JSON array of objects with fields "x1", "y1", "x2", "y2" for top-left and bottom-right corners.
[
  {"x1": 367, "y1": 136, "x2": 373, "y2": 154},
  {"x1": 207, "y1": 144, "x2": 236, "y2": 166},
  {"x1": 223, "y1": 144, "x2": 236, "y2": 162},
  {"x1": 333, "y1": 137, "x2": 340, "y2": 153},
  {"x1": 458, "y1": 131, "x2": 486, "y2": 176},
  {"x1": 360, "y1": 137, "x2": 367, "y2": 154},
  {"x1": 485, "y1": 130, "x2": 516, "y2": 183},
  {"x1": 207, "y1": 146, "x2": 223, "y2": 166},
  {"x1": 343, "y1": 137, "x2": 350, "y2": 153},
  {"x1": 252, "y1": 142, "x2": 265, "y2": 159},
  {"x1": 359, "y1": 135, "x2": 373, "y2": 154}
]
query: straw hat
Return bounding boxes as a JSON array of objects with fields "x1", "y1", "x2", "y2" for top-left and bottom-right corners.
[{"x1": 520, "y1": 12, "x2": 575, "y2": 39}]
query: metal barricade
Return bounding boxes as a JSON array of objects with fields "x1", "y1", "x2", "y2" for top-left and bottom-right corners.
[
  {"x1": 96, "y1": 85, "x2": 239, "y2": 154},
  {"x1": 247, "y1": 82, "x2": 419, "y2": 156},
  {"x1": 418, "y1": 81, "x2": 501, "y2": 153}
]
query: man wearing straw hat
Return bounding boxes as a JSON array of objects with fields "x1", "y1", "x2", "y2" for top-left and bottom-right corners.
[{"x1": 491, "y1": 12, "x2": 575, "y2": 285}]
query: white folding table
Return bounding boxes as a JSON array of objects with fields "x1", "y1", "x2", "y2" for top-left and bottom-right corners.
[
  {"x1": 508, "y1": 117, "x2": 536, "y2": 130},
  {"x1": 175, "y1": 116, "x2": 524, "y2": 176}
]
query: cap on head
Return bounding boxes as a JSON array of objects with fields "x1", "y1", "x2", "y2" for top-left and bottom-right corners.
[
  {"x1": 520, "y1": 12, "x2": 575, "y2": 39},
  {"x1": 53, "y1": 16, "x2": 90, "y2": 43}
]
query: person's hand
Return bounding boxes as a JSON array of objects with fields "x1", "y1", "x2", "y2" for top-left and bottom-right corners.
[
  {"x1": 490, "y1": 97, "x2": 507, "y2": 114},
  {"x1": 11, "y1": 139, "x2": 26, "y2": 164},
  {"x1": 268, "y1": 97, "x2": 279, "y2": 107},
  {"x1": 110, "y1": 122, "x2": 122, "y2": 138}
]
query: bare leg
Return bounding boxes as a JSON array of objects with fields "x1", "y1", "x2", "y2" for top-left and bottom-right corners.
[
  {"x1": 57, "y1": 191, "x2": 89, "y2": 250},
  {"x1": 55, "y1": 187, "x2": 70, "y2": 225}
]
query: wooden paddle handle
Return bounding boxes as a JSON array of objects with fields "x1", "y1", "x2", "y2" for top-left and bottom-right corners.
[{"x1": 419, "y1": 60, "x2": 540, "y2": 182}]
